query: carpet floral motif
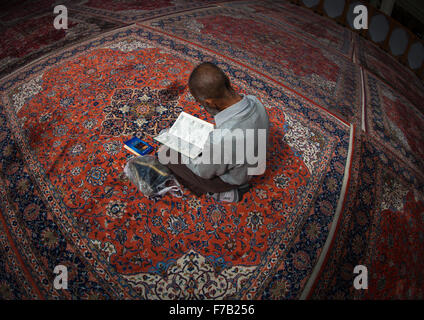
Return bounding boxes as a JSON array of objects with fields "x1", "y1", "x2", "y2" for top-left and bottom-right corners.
[
  {"x1": 364, "y1": 170, "x2": 424, "y2": 299},
  {"x1": 101, "y1": 86, "x2": 182, "y2": 137},
  {"x1": 122, "y1": 250, "x2": 256, "y2": 299}
]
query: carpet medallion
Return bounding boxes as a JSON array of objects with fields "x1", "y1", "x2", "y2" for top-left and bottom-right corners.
[{"x1": 0, "y1": 25, "x2": 352, "y2": 299}]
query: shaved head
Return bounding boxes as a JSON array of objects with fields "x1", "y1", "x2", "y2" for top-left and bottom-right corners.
[{"x1": 188, "y1": 62, "x2": 234, "y2": 102}]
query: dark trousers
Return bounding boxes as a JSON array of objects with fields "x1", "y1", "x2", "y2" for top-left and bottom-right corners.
[{"x1": 166, "y1": 153, "x2": 237, "y2": 197}]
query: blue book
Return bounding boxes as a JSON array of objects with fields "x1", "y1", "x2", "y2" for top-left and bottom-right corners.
[{"x1": 124, "y1": 137, "x2": 153, "y2": 156}]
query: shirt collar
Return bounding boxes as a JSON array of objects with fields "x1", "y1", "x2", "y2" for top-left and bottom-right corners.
[{"x1": 214, "y1": 95, "x2": 248, "y2": 127}]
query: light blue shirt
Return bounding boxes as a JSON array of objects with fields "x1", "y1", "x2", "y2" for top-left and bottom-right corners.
[{"x1": 184, "y1": 95, "x2": 270, "y2": 185}]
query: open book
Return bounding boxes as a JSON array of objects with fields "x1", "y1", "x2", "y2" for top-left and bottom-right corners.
[{"x1": 154, "y1": 111, "x2": 214, "y2": 159}]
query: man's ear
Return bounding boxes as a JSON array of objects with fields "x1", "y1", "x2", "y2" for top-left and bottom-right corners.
[
  {"x1": 203, "y1": 98, "x2": 214, "y2": 106},
  {"x1": 204, "y1": 98, "x2": 222, "y2": 110}
]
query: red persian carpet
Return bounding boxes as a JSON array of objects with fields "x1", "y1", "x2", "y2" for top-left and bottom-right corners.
[
  {"x1": 356, "y1": 37, "x2": 424, "y2": 114},
  {"x1": 67, "y1": 0, "x2": 240, "y2": 23},
  {"x1": 1, "y1": 25, "x2": 352, "y2": 299},
  {"x1": 0, "y1": 0, "x2": 423, "y2": 300},
  {"x1": 0, "y1": 5, "x2": 124, "y2": 78},
  {"x1": 226, "y1": 0, "x2": 354, "y2": 58}
]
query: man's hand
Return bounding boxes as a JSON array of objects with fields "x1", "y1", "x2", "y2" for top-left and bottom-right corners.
[{"x1": 158, "y1": 144, "x2": 169, "y2": 156}]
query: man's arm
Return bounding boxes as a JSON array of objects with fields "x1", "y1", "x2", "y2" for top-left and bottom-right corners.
[{"x1": 184, "y1": 135, "x2": 230, "y2": 179}]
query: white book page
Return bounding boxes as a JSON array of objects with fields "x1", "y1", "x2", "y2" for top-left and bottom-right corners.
[
  {"x1": 169, "y1": 112, "x2": 214, "y2": 149},
  {"x1": 155, "y1": 133, "x2": 198, "y2": 158},
  {"x1": 155, "y1": 112, "x2": 214, "y2": 158}
]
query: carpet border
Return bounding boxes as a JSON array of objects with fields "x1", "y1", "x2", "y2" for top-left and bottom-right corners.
[
  {"x1": 300, "y1": 123, "x2": 356, "y2": 299},
  {"x1": 363, "y1": 69, "x2": 424, "y2": 180},
  {"x1": 0, "y1": 176, "x2": 45, "y2": 299}
]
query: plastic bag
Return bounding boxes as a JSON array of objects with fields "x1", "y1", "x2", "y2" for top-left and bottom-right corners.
[{"x1": 124, "y1": 155, "x2": 183, "y2": 198}]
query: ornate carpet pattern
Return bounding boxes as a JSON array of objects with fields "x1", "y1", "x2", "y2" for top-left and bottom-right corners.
[
  {"x1": 67, "y1": 0, "x2": 237, "y2": 23},
  {"x1": 309, "y1": 134, "x2": 424, "y2": 300},
  {"x1": 223, "y1": 0, "x2": 353, "y2": 58},
  {"x1": 0, "y1": 0, "x2": 423, "y2": 300},
  {"x1": 0, "y1": 0, "x2": 56, "y2": 23},
  {"x1": 144, "y1": 6, "x2": 362, "y2": 125},
  {"x1": 363, "y1": 70, "x2": 424, "y2": 177},
  {"x1": 0, "y1": 9, "x2": 124, "y2": 79},
  {"x1": 356, "y1": 37, "x2": 424, "y2": 114},
  {"x1": 0, "y1": 25, "x2": 352, "y2": 299}
]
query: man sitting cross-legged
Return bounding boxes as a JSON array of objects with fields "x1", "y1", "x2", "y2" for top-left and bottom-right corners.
[{"x1": 160, "y1": 62, "x2": 270, "y2": 203}]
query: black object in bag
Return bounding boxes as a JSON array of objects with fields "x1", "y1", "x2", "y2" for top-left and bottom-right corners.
[{"x1": 124, "y1": 155, "x2": 182, "y2": 198}]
